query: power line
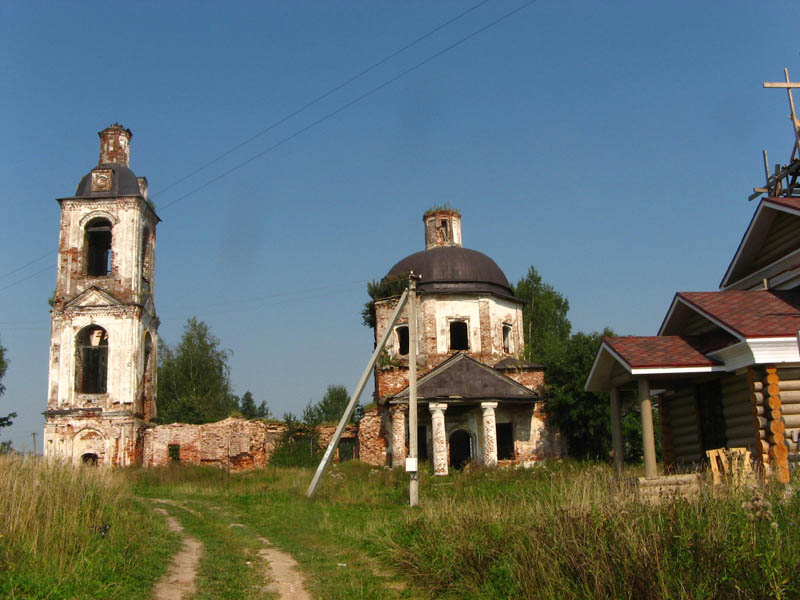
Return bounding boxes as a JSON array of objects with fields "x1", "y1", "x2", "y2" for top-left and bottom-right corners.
[
  {"x1": 0, "y1": 264, "x2": 55, "y2": 294},
  {"x1": 0, "y1": 2, "x2": 495, "y2": 293},
  {"x1": 0, "y1": 250, "x2": 53, "y2": 281},
  {"x1": 150, "y1": 0, "x2": 492, "y2": 199},
  {"x1": 160, "y1": 0, "x2": 538, "y2": 210}
]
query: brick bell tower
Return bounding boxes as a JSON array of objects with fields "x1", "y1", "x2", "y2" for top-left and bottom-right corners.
[{"x1": 43, "y1": 124, "x2": 160, "y2": 466}]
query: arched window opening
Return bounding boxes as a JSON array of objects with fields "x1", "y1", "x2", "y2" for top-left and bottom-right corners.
[
  {"x1": 502, "y1": 323, "x2": 512, "y2": 353},
  {"x1": 76, "y1": 326, "x2": 108, "y2": 394},
  {"x1": 141, "y1": 226, "x2": 151, "y2": 283},
  {"x1": 139, "y1": 332, "x2": 153, "y2": 414},
  {"x1": 85, "y1": 218, "x2": 112, "y2": 276},
  {"x1": 449, "y1": 321, "x2": 469, "y2": 351},
  {"x1": 395, "y1": 325, "x2": 409, "y2": 356}
]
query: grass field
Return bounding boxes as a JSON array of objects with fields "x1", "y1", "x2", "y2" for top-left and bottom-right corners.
[
  {"x1": 0, "y1": 455, "x2": 179, "y2": 599},
  {"x1": 3, "y1": 457, "x2": 799, "y2": 599}
]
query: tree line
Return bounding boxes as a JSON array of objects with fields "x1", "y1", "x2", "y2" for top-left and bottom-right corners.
[
  {"x1": 0, "y1": 262, "x2": 647, "y2": 462},
  {"x1": 514, "y1": 266, "x2": 652, "y2": 461}
]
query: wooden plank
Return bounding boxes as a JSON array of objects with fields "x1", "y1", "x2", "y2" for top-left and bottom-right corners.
[{"x1": 763, "y1": 82, "x2": 800, "y2": 88}]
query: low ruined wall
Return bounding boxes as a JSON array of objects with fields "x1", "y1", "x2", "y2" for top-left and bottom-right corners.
[
  {"x1": 144, "y1": 414, "x2": 385, "y2": 471},
  {"x1": 143, "y1": 418, "x2": 286, "y2": 471}
]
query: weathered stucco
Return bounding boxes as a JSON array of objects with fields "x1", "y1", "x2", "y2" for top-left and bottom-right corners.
[{"x1": 44, "y1": 124, "x2": 159, "y2": 467}]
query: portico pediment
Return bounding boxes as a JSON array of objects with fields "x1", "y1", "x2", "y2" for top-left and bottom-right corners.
[
  {"x1": 64, "y1": 286, "x2": 122, "y2": 309},
  {"x1": 392, "y1": 353, "x2": 538, "y2": 401}
]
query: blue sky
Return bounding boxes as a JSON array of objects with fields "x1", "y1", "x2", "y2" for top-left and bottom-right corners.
[{"x1": 1, "y1": 1, "x2": 799, "y2": 452}]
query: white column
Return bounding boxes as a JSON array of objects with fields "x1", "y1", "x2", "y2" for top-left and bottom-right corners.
[
  {"x1": 638, "y1": 378, "x2": 658, "y2": 479},
  {"x1": 609, "y1": 387, "x2": 624, "y2": 478},
  {"x1": 429, "y1": 403, "x2": 448, "y2": 476},
  {"x1": 481, "y1": 402, "x2": 499, "y2": 467},
  {"x1": 391, "y1": 405, "x2": 407, "y2": 468}
]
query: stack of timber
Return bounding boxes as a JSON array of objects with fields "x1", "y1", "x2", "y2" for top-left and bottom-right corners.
[
  {"x1": 760, "y1": 366, "x2": 790, "y2": 483},
  {"x1": 638, "y1": 473, "x2": 702, "y2": 502},
  {"x1": 666, "y1": 387, "x2": 701, "y2": 465}
]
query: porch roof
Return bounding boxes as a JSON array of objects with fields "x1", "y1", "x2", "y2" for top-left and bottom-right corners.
[
  {"x1": 585, "y1": 336, "x2": 725, "y2": 393},
  {"x1": 391, "y1": 352, "x2": 538, "y2": 401},
  {"x1": 660, "y1": 289, "x2": 800, "y2": 339}
]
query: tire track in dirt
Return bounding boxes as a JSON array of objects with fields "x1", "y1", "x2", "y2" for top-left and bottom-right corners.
[
  {"x1": 151, "y1": 506, "x2": 203, "y2": 600},
  {"x1": 257, "y1": 536, "x2": 312, "y2": 600}
]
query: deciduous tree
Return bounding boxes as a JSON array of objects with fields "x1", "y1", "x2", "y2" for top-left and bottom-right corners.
[
  {"x1": 0, "y1": 339, "x2": 16, "y2": 452},
  {"x1": 513, "y1": 266, "x2": 571, "y2": 364},
  {"x1": 157, "y1": 318, "x2": 238, "y2": 424}
]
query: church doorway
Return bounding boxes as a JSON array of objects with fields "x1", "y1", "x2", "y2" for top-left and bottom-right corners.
[
  {"x1": 449, "y1": 429, "x2": 472, "y2": 469},
  {"x1": 81, "y1": 453, "x2": 98, "y2": 466}
]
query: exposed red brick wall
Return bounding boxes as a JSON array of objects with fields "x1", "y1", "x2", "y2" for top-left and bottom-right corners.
[
  {"x1": 356, "y1": 406, "x2": 388, "y2": 466},
  {"x1": 503, "y1": 368, "x2": 545, "y2": 395},
  {"x1": 144, "y1": 418, "x2": 285, "y2": 471}
]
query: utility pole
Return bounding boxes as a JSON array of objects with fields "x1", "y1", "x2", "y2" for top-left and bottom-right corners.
[
  {"x1": 31, "y1": 432, "x2": 36, "y2": 456},
  {"x1": 306, "y1": 289, "x2": 410, "y2": 498},
  {"x1": 407, "y1": 273, "x2": 419, "y2": 507}
]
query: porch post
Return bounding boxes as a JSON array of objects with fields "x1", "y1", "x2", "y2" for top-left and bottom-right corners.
[
  {"x1": 481, "y1": 402, "x2": 499, "y2": 467},
  {"x1": 609, "y1": 387, "x2": 624, "y2": 478},
  {"x1": 638, "y1": 378, "x2": 658, "y2": 479},
  {"x1": 429, "y1": 403, "x2": 449, "y2": 476},
  {"x1": 390, "y1": 405, "x2": 407, "y2": 468}
]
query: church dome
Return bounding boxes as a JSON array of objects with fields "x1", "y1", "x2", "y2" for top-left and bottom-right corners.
[
  {"x1": 73, "y1": 164, "x2": 143, "y2": 198},
  {"x1": 385, "y1": 246, "x2": 517, "y2": 300}
]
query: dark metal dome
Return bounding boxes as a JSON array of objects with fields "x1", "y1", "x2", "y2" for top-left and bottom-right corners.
[
  {"x1": 385, "y1": 246, "x2": 518, "y2": 301},
  {"x1": 71, "y1": 164, "x2": 142, "y2": 199}
]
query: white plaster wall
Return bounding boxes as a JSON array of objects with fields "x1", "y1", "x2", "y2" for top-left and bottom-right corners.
[
  {"x1": 59, "y1": 198, "x2": 155, "y2": 302},
  {"x1": 51, "y1": 312, "x2": 145, "y2": 407},
  {"x1": 426, "y1": 296, "x2": 483, "y2": 354},
  {"x1": 488, "y1": 297, "x2": 524, "y2": 356},
  {"x1": 378, "y1": 293, "x2": 523, "y2": 358}
]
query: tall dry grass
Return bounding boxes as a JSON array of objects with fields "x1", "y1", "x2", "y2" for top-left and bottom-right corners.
[
  {"x1": 380, "y1": 463, "x2": 800, "y2": 599},
  {"x1": 0, "y1": 454, "x2": 178, "y2": 599}
]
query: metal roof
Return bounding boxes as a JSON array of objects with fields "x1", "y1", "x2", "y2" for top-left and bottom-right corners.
[{"x1": 385, "y1": 246, "x2": 518, "y2": 301}]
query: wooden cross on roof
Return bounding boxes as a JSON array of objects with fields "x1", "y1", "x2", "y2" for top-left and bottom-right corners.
[{"x1": 750, "y1": 68, "x2": 800, "y2": 200}]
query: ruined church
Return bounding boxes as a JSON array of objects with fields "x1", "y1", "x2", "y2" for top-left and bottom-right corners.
[{"x1": 43, "y1": 126, "x2": 562, "y2": 472}]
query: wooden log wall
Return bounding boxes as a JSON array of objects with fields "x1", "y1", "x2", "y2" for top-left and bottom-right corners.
[
  {"x1": 665, "y1": 387, "x2": 701, "y2": 464},
  {"x1": 660, "y1": 397, "x2": 675, "y2": 469},
  {"x1": 721, "y1": 373, "x2": 758, "y2": 451},
  {"x1": 776, "y1": 367, "x2": 800, "y2": 457},
  {"x1": 761, "y1": 366, "x2": 790, "y2": 483}
]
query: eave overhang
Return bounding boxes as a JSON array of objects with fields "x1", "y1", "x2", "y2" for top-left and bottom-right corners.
[{"x1": 721, "y1": 198, "x2": 800, "y2": 290}]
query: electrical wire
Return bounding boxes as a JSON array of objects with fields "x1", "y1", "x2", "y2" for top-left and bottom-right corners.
[
  {"x1": 151, "y1": 0, "x2": 492, "y2": 199},
  {"x1": 0, "y1": 264, "x2": 55, "y2": 294},
  {"x1": 159, "y1": 0, "x2": 538, "y2": 211},
  {"x1": 0, "y1": 250, "x2": 54, "y2": 281}
]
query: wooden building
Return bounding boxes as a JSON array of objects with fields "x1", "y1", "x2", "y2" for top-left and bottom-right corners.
[{"x1": 586, "y1": 72, "x2": 800, "y2": 483}]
